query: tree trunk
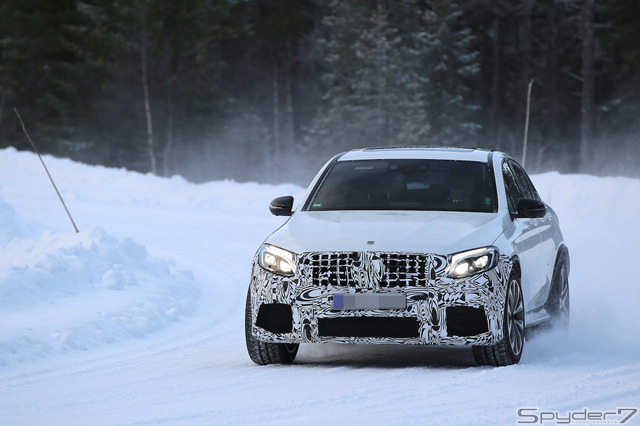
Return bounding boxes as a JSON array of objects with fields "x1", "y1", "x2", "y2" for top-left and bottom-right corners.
[
  {"x1": 490, "y1": 16, "x2": 501, "y2": 149},
  {"x1": 374, "y1": 0, "x2": 386, "y2": 145},
  {"x1": 272, "y1": 67, "x2": 280, "y2": 162},
  {"x1": 520, "y1": 0, "x2": 533, "y2": 83},
  {"x1": 140, "y1": 2, "x2": 157, "y2": 175},
  {"x1": 285, "y1": 41, "x2": 295, "y2": 149},
  {"x1": 519, "y1": 0, "x2": 533, "y2": 147},
  {"x1": 0, "y1": 87, "x2": 5, "y2": 140},
  {"x1": 544, "y1": 0, "x2": 559, "y2": 168},
  {"x1": 163, "y1": 79, "x2": 174, "y2": 177},
  {"x1": 580, "y1": 0, "x2": 595, "y2": 172}
]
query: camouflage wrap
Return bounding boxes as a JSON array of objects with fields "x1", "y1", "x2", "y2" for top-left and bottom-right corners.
[{"x1": 249, "y1": 250, "x2": 512, "y2": 346}]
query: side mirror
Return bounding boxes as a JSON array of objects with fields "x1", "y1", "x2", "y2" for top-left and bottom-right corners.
[
  {"x1": 516, "y1": 198, "x2": 547, "y2": 219},
  {"x1": 269, "y1": 196, "x2": 294, "y2": 216}
]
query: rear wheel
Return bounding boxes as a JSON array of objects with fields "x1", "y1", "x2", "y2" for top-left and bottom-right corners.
[
  {"x1": 547, "y1": 261, "x2": 570, "y2": 328},
  {"x1": 245, "y1": 288, "x2": 299, "y2": 365},
  {"x1": 473, "y1": 270, "x2": 525, "y2": 366}
]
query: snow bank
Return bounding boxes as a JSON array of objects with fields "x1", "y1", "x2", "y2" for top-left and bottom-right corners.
[
  {"x1": 0, "y1": 221, "x2": 197, "y2": 366},
  {"x1": 0, "y1": 147, "x2": 300, "y2": 367},
  {"x1": 0, "y1": 196, "x2": 43, "y2": 243}
]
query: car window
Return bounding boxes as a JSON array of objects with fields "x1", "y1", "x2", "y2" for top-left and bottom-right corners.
[
  {"x1": 510, "y1": 161, "x2": 541, "y2": 201},
  {"x1": 507, "y1": 161, "x2": 534, "y2": 200},
  {"x1": 502, "y1": 161, "x2": 522, "y2": 212},
  {"x1": 306, "y1": 159, "x2": 497, "y2": 213}
]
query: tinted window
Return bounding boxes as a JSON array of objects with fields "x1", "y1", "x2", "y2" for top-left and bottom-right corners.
[
  {"x1": 502, "y1": 161, "x2": 522, "y2": 212},
  {"x1": 306, "y1": 160, "x2": 496, "y2": 212},
  {"x1": 510, "y1": 161, "x2": 540, "y2": 201}
]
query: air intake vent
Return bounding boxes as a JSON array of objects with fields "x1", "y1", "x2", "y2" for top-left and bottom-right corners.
[
  {"x1": 446, "y1": 306, "x2": 489, "y2": 337},
  {"x1": 318, "y1": 317, "x2": 420, "y2": 338},
  {"x1": 256, "y1": 303, "x2": 293, "y2": 334}
]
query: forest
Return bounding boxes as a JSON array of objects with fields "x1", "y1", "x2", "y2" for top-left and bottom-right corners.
[{"x1": 0, "y1": 0, "x2": 638, "y2": 184}]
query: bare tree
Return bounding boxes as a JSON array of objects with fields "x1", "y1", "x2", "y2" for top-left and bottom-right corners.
[
  {"x1": 139, "y1": 1, "x2": 157, "y2": 175},
  {"x1": 272, "y1": 67, "x2": 281, "y2": 161},
  {"x1": 162, "y1": 78, "x2": 174, "y2": 177},
  {"x1": 580, "y1": 0, "x2": 595, "y2": 171},
  {"x1": 0, "y1": 87, "x2": 5, "y2": 136},
  {"x1": 489, "y1": 16, "x2": 502, "y2": 149},
  {"x1": 520, "y1": 0, "x2": 533, "y2": 91},
  {"x1": 284, "y1": 41, "x2": 296, "y2": 150}
]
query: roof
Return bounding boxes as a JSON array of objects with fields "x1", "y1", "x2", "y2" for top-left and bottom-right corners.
[{"x1": 338, "y1": 146, "x2": 495, "y2": 162}]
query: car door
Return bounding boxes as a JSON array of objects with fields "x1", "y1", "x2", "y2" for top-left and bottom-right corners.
[
  {"x1": 509, "y1": 161, "x2": 558, "y2": 309},
  {"x1": 501, "y1": 160, "x2": 549, "y2": 313}
]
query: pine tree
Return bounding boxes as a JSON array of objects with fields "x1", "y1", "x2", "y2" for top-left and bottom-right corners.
[
  {"x1": 0, "y1": 0, "x2": 107, "y2": 151},
  {"x1": 310, "y1": 0, "x2": 480, "y2": 154},
  {"x1": 414, "y1": 0, "x2": 480, "y2": 146},
  {"x1": 312, "y1": 1, "x2": 417, "y2": 151}
]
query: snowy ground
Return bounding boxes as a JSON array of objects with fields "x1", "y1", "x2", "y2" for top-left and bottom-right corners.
[{"x1": 0, "y1": 147, "x2": 639, "y2": 425}]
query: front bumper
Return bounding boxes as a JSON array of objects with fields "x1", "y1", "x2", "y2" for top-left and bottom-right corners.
[{"x1": 249, "y1": 251, "x2": 512, "y2": 346}]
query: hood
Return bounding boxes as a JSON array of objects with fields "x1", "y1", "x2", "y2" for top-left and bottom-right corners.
[{"x1": 265, "y1": 210, "x2": 505, "y2": 255}]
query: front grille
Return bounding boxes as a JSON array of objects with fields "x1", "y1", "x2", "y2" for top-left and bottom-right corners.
[
  {"x1": 318, "y1": 316, "x2": 420, "y2": 338},
  {"x1": 301, "y1": 252, "x2": 442, "y2": 288}
]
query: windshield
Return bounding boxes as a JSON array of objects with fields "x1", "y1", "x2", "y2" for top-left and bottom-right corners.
[{"x1": 305, "y1": 159, "x2": 496, "y2": 213}]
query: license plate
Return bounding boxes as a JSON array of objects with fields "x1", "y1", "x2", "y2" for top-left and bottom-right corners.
[{"x1": 333, "y1": 293, "x2": 406, "y2": 310}]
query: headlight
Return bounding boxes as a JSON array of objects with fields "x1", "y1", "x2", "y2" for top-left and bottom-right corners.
[
  {"x1": 258, "y1": 244, "x2": 297, "y2": 276},
  {"x1": 446, "y1": 247, "x2": 499, "y2": 279}
]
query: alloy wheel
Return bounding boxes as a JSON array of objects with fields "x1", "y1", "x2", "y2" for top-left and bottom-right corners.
[
  {"x1": 506, "y1": 278, "x2": 525, "y2": 356},
  {"x1": 558, "y1": 266, "x2": 570, "y2": 320}
]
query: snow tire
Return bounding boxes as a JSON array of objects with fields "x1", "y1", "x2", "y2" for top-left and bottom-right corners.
[
  {"x1": 245, "y1": 288, "x2": 299, "y2": 365},
  {"x1": 473, "y1": 268, "x2": 525, "y2": 366},
  {"x1": 546, "y1": 258, "x2": 570, "y2": 328}
]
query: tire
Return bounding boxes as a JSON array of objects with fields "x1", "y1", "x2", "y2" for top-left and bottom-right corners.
[
  {"x1": 473, "y1": 270, "x2": 525, "y2": 366},
  {"x1": 245, "y1": 288, "x2": 299, "y2": 365},
  {"x1": 547, "y1": 260, "x2": 570, "y2": 328}
]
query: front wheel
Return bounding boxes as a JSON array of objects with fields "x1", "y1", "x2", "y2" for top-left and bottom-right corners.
[
  {"x1": 473, "y1": 271, "x2": 525, "y2": 366},
  {"x1": 245, "y1": 288, "x2": 299, "y2": 365}
]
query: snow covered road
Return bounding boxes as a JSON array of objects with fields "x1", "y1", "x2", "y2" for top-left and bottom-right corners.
[{"x1": 1, "y1": 148, "x2": 639, "y2": 425}]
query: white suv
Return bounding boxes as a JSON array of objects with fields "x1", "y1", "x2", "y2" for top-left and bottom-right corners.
[{"x1": 245, "y1": 147, "x2": 569, "y2": 366}]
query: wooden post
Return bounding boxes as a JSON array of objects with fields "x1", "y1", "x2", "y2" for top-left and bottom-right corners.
[
  {"x1": 14, "y1": 109, "x2": 79, "y2": 233},
  {"x1": 522, "y1": 79, "x2": 534, "y2": 167}
]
